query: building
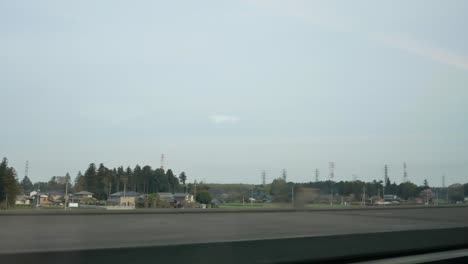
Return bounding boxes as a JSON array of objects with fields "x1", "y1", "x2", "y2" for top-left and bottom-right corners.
[
  {"x1": 73, "y1": 191, "x2": 93, "y2": 200},
  {"x1": 15, "y1": 194, "x2": 32, "y2": 205},
  {"x1": 29, "y1": 192, "x2": 55, "y2": 206},
  {"x1": 173, "y1": 193, "x2": 194, "y2": 203},
  {"x1": 49, "y1": 191, "x2": 66, "y2": 202},
  {"x1": 108, "y1": 191, "x2": 140, "y2": 206},
  {"x1": 383, "y1": 195, "x2": 399, "y2": 202},
  {"x1": 158, "y1": 192, "x2": 175, "y2": 202}
]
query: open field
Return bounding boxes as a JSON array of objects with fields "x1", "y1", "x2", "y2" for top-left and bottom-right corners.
[{"x1": 0, "y1": 207, "x2": 467, "y2": 254}]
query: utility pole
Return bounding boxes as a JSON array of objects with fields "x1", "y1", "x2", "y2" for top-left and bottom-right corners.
[
  {"x1": 64, "y1": 177, "x2": 69, "y2": 210},
  {"x1": 362, "y1": 184, "x2": 366, "y2": 207},
  {"x1": 291, "y1": 185, "x2": 295, "y2": 206},
  {"x1": 383, "y1": 164, "x2": 388, "y2": 197},
  {"x1": 194, "y1": 180, "x2": 197, "y2": 202},
  {"x1": 36, "y1": 183, "x2": 40, "y2": 208},
  {"x1": 442, "y1": 175, "x2": 448, "y2": 203},
  {"x1": 403, "y1": 162, "x2": 408, "y2": 183},
  {"x1": 261, "y1": 170, "x2": 266, "y2": 186},
  {"x1": 329, "y1": 162, "x2": 335, "y2": 206},
  {"x1": 315, "y1": 169, "x2": 319, "y2": 182},
  {"x1": 251, "y1": 189, "x2": 253, "y2": 207}
]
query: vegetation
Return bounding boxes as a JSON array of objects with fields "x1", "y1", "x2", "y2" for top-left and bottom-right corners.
[
  {"x1": 73, "y1": 163, "x2": 183, "y2": 200},
  {"x1": 196, "y1": 191, "x2": 212, "y2": 204},
  {"x1": 0, "y1": 158, "x2": 21, "y2": 208},
  {"x1": 1, "y1": 156, "x2": 468, "y2": 209}
]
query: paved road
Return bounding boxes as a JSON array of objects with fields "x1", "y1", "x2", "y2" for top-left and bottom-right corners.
[{"x1": 0, "y1": 207, "x2": 467, "y2": 254}]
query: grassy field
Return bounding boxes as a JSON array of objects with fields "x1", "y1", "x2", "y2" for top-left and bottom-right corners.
[{"x1": 218, "y1": 203, "x2": 288, "y2": 209}]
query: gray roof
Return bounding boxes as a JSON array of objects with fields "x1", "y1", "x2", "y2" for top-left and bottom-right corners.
[
  {"x1": 49, "y1": 191, "x2": 65, "y2": 195},
  {"x1": 173, "y1": 193, "x2": 189, "y2": 198},
  {"x1": 110, "y1": 191, "x2": 140, "y2": 197},
  {"x1": 74, "y1": 191, "x2": 93, "y2": 195}
]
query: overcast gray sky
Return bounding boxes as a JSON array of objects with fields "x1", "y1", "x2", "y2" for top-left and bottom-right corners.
[{"x1": 1, "y1": 0, "x2": 467, "y2": 186}]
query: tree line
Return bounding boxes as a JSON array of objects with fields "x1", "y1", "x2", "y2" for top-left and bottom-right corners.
[
  {"x1": 72, "y1": 163, "x2": 188, "y2": 200},
  {"x1": 269, "y1": 177, "x2": 468, "y2": 203},
  {"x1": 2, "y1": 156, "x2": 468, "y2": 207}
]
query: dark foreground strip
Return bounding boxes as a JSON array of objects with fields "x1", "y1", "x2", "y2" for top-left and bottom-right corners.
[
  {"x1": 1, "y1": 227, "x2": 467, "y2": 264},
  {"x1": 1, "y1": 205, "x2": 466, "y2": 216}
]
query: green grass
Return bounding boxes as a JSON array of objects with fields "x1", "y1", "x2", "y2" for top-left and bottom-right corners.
[{"x1": 218, "y1": 203, "x2": 293, "y2": 209}]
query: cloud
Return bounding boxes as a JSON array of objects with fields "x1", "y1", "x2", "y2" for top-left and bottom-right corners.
[
  {"x1": 209, "y1": 115, "x2": 240, "y2": 124},
  {"x1": 250, "y1": 1, "x2": 468, "y2": 72},
  {"x1": 375, "y1": 33, "x2": 468, "y2": 72}
]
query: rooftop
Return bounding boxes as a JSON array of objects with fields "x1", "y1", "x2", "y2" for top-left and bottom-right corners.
[
  {"x1": 74, "y1": 191, "x2": 93, "y2": 195},
  {"x1": 110, "y1": 191, "x2": 140, "y2": 197}
]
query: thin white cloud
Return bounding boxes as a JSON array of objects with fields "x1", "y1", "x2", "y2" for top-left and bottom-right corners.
[
  {"x1": 250, "y1": 1, "x2": 468, "y2": 72},
  {"x1": 375, "y1": 33, "x2": 468, "y2": 72},
  {"x1": 209, "y1": 115, "x2": 240, "y2": 124}
]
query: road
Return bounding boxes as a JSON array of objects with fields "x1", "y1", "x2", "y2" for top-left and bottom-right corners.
[{"x1": 0, "y1": 207, "x2": 467, "y2": 254}]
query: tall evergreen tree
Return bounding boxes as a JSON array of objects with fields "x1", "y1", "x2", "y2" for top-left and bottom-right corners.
[
  {"x1": 179, "y1": 172, "x2": 187, "y2": 185},
  {"x1": 423, "y1": 179, "x2": 429, "y2": 188},
  {"x1": 74, "y1": 171, "x2": 86, "y2": 192},
  {"x1": 0, "y1": 158, "x2": 7, "y2": 203},
  {"x1": 141, "y1": 166, "x2": 153, "y2": 194},
  {"x1": 124, "y1": 166, "x2": 133, "y2": 192},
  {"x1": 166, "y1": 169, "x2": 180, "y2": 193},
  {"x1": 0, "y1": 158, "x2": 20, "y2": 207},
  {"x1": 20, "y1": 175, "x2": 34, "y2": 193},
  {"x1": 96, "y1": 163, "x2": 109, "y2": 200},
  {"x1": 154, "y1": 168, "x2": 169, "y2": 192},
  {"x1": 133, "y1": 165, "x2": 142, "y2": 192},
  {"x1": 84, "y1": 163, "x2": 98, "y2": 194}
]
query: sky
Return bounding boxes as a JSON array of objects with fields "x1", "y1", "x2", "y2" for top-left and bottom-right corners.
[{"x1": 1, "y1": 0, "x2": 468, "y2": 186}]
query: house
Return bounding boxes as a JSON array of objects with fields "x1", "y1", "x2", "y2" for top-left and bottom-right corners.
[
  {"x1": 30, "y1": 193, "x2": 55, "y2": 206},
  {"x1": 15, "y1": 194, "x2": 32, "y2": 205},
  {"x1": 49, "y1": 191, "x2": 66, "y2": 202},
  {"x1": 73, "y1": 191, "x2": 93, "y2": 200},
  {"x1": 419, "y1": 189, "x2": 433, "y2": 202},
  {"x1": 383, "y1": 195, "x2": 399, "y2": 202},
  {"x1": 108, "y1": 191, "x2": 139, "y2": 206},
  {"x1": 173, "y1": 193, "x2": 194, "y2": 203},
  {"x1": 158, "y1": 192, "x2": 175, "y2": 202}
]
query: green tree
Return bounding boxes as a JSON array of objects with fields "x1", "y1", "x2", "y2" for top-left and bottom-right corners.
[
  {"x1": 196, "y1": 191, "x2": 212, "y2": 204},
  {"x1": 141, "y1": 165, "x2": 153, "y2": 194},
  {"x1": 124, "y1": 166, "x2": 133, "y2": 191},
  {"x1": 423, "y1": 179, "x2": 429, "y2": 188},
  {"x1": 84, "y1": 163, "x2": 98, "y2": 194},
  {"x1": 74, "y1": 171, "x2": 86, "y2": 192},
  {"x1": 270, "y1": 178, "x2": 292, "y2": 202},
  {"x1": 96, "y1": 163, "x2": 109, "y2": 200},
  {"x1": 154, "y1": 168, "x2": 169, "y2": 192},
  {"x1": 398, "y1": 181, "x2": 418, "y2": 200},
  {"x1": 179, "y1": 172, "x2": 187, "y2": 193},
  {"x1": 166, "y1": 169, "x2": 180, "y2": 193},
  {"x1": 448, "y1": 184, "x2": 464, "y2": 202},
  {"x1": 20, "y1": 175, "x2": 34, "y2": 193},
  {"x1": 133, "y1": 165, "x2": 142, "y2": 192},
  {"x1": 0, "y1": 158, "x2": 20, "y2": 207}
]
